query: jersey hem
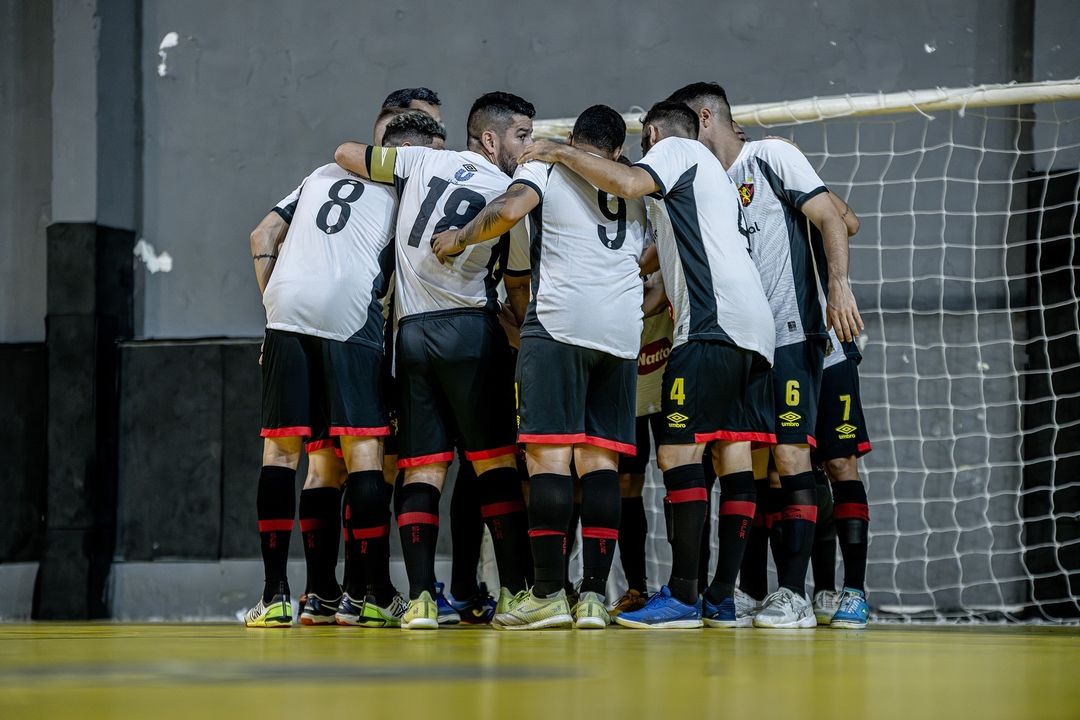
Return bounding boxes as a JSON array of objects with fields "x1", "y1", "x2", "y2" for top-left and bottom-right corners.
[{"x1": 264, "y1": 322, "x2": 385, "y2": 351}]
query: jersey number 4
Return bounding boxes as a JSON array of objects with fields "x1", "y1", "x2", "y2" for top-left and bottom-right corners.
[{"x1": 316, "y1": 179, "x2": 365, "y2": 235}]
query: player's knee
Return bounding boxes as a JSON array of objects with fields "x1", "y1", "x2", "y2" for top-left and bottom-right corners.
[
  {"x1": 656, "y1": 443, "x2": 701, "y2": 472},
  {"x1": 403, "y1": 464, "x2": 447, "y2": 490},
  {"x1": 340, "y1": 435, "x2": 382, "y2": 474},
  {"x1": 262, "y1": 437, "x2": 302, "y2": 468},
  {"x1": 525, "y1": 444, "x2": 573, "y2": 476},
  {"x1": 772, "y1": 443, "x2": 811, "y2": 475},
  {"x1": 825, "y1": 455, "x2": 859, "y2": 483},
  {"x1": 304, "y1": 450, "x2": 347, "y2": 489},
  {"x1": 619, "y1": 473, "x2": 645, "y2": 498},
  {"x1": 573, "y1": 444, "x2": 618, "y2": 475}
]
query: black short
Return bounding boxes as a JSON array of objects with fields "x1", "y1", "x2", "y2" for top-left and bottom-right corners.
[
  {"x1": 771, "y1": 339, "x2": 827, "y2": 447},
  {"x1": 517, "y1": 335, "x2": 636, "y2": 455},
  {"x1": 261, "y1": 328, "x2": 389, "y2": 441},
  {"x1": 618, "y1": 413, "x2": 665, "y2": 474},
  {"x1": 657, "y1": 340, "x2": 775, "y2": 446},
  {"x1": 395, "y1": 309, "x2": 517, "y2": 467},
  {"x1": 813, "y1": 356, "x2": 872, "y2": 461}
]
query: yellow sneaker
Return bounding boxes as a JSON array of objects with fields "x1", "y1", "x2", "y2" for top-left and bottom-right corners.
[
  {"x1": 609, "y1": 588, "x2": 646, "y2": 618},
  {"x1": 572, "y1": 591, "x2": 611, "y2": 629},
  {"x1": 244, "y1": 594, "x2": 292, "y2": 628},
  {"x1": 401, "y1": 590, "x2": 439, "y2": 630},
  {"x1": 495, "y1": 587, "x2": 515, "y2": 616},
  {"x1": 493, "y1": 589, "x2": 572, "y2": 630}
]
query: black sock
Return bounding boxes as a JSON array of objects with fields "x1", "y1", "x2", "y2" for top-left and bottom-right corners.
[
  {"x1": 450, "y1": 460, "x2": 483, "y2": 600},
  {"x1": 345, "y1": 470, "x2": 394, "y2": 603},
  {"x1": 396, "y1": 482, "x2": 441, "y2": 600},
  {"x1": 299, "y1": 486, "x2": 342, "y2": 599},
  {"x1": 662, "y1": 463, "x2": 707, "y2": 604},
  {"x1": 778, "y1": 471, "x2": 817, "y2": 594},
  {"x1": 706, "y1": 471, "x2": 756, "y2": 604},
  {"x1": 257, "y1": 465, "x2": 296, "y2": 602},
  {"x1": 698, "y1": 478, "x2": 713, "y2": 591},
  {"x1": 767, "y1": 485, "x2": 787, "y2": 583},
  {"x1": 579, "y1": 470, "x2": 620, "y2": 596},
  {"x1": 618, "y1": 496, "x2": 648, "y2": 593},
  {"x1": 527, "y1": 473, "x2": 573, "y2": 597},
  {"x1": 739, "y1": 479, "x2": 770, "y2": 601},
  {"x1": 564, "y1": 501, "x2": 581, "y2": 593},
  {"x1": 811, "y1": 470, "x2": 837, "y2": 594},
  {"x1": 832, "y1": 480, "x2": 869, "y2": 592},
  {"x1": 478, "y1": 466, "x2": 530, "y2": 594}
]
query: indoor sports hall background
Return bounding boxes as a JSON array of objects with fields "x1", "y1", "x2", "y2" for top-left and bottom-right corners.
[{"x1": 2, "y1": 0, "x2": 1078, "y2": 624}]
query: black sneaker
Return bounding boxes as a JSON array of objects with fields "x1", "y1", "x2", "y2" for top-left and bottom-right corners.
[{"x1": 300, "y1": 592, "x2": 342, "y2": 625}]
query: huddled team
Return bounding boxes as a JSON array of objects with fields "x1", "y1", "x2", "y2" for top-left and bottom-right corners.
[{"x1": 245, "y1": 82, "x2": 873, "y2": 632}]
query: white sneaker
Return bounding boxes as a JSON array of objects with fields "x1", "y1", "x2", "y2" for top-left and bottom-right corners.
[
  {"x1": 753, "y1": 587, "x2": 817, "y2": 629},
  {"x1": 734, "y1": 588, "x2": 762, "y2": 627},
  {"x1": 813, "y1": 589, "x2": 842, "y2": 625}
]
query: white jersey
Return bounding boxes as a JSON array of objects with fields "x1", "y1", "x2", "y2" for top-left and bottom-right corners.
[
  {"x1": 368, "y1": 146, "x2": 529, "y2": 321},
  {"x1": 635, "y1": 137, "x2": 775, "y2": 363},
  {"x1": 512, "y1": 160, "x2": 647, "y2": 359},
  {"x1": 263, "y1": 163, "x2": 396, "y2": 348},
  {"x1": 727, "y1": 139, "x2": 830, "y2": 348}
]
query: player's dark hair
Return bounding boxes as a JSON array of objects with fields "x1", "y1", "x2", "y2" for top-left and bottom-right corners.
[
  {"x1": 665, "y1": 82, "x2": 733, "y2": 122},
  {"x1": 382, "y1": 87, "x2": 442, "y2": 109},
  {"x1": 467, "y1": 91, "x2": 536, "y2": 143},
  {"x1": 382, "y1": 110, "x2": 447, "y2": 147},
  {"x1": 642, "y1": 101, "x2": 700, "y2": 141},
  {"x1": 571, "y1": 105, "x2": 626, "y2": 154}
]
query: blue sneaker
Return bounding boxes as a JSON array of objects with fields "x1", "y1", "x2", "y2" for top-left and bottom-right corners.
[
  {"x1": 434, "y1": 582, "x2": 461, "y2": 625},
  {"x1": 614, "y1": 586, "x2": 702, "y2": 630},
  {"x1": 830, "y1": 588, "x2": 869, "y2": 629},
  {"x1": 449, "y1": 583, "x2": 497, "y2": 625},
  {"x1": 702, "y1": 595, "x2": 740, "y2": 628}
]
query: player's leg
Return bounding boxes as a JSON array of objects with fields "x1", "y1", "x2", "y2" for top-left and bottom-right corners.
[
  {"x1": 612, "y1": 414, "x2": 652, "y2": 616},
  {"x1": 443, "y1": 448, "x2": 481, "y2": 624},
  {"x1": 564, "y1": 468, "x2": 582, "y2": 603},
  {"x1": 810, "y1": 464, "x2": 841, "y2": 624},
  {"x1": 736, "y1": 446, "x2": 771, "y2": 620},
  {"x1": 297, "y1": 439, "x2": 346, "y2": 625}
]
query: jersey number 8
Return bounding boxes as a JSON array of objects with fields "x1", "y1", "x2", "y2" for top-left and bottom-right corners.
[{"x1": 316, "y1": 179, "x2": 365, "y2": 235}]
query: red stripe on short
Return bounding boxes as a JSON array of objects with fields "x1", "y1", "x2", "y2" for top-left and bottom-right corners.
[
  {"x1": 834, "y1": 503, "x2": 870, "y2": 522},
  {"x1": 807, "y1": 435, "x2": 817, "y2": 449},
  {"x1": 528, "y1": 529, "x2": 565, "y2": 538},
  {"x1": 258, "y1": 519, "x2": 294, "y2": 532},
  {"x1": 581, "y1": 526, "x2": 619, "y2": 540},
  {"x1": 397, "y1": 452, "x2": 454, "y2": 468},
  {"x1": 782, "y1": 504, "x2": 819, "y2": 523},
  {"x1": 260, "y1": 426, "x2": 312, "y2": 438},
  {"x1": 481, "y1": 501, "x2": 526, "y2": 518},
  {"x1": 397, "y1": 512, "x2": 439, "y2": 527},
  {"x1": 464, "y1": 445, "x2": 519, "y2": 461},
  {"x1": 857, "y1": 441, "x2": 873, "y2": 454},
  {"x1": 666, "y1": 488, "x2": 708, "y2": 504},
  {"x1": 304, "y1": 439, "x2": 335, "y2": 454},
  {"x1": 352, "y1": 524, "x2": 390, "y2": 539},
  {"x1": 519, "y1": 433, "x2": 587, "y2": 445},
  {"x1": 584, "y1": 435, "x2": 637, "y2": 456},
  {"x1": 720, "y1": 500, "x2": 757, "y2": 518},
  {"x1": 694, "y1": 429, "x2": 778, "y2": 445},
  {"x1": 330, "y1": 425, "x2": 391, "y2": 437},
  {"x1": 299, "y1": 519, "x2": 326, "y2": 532}
]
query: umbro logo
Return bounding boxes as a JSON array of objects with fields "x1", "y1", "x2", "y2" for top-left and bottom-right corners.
[
  {"x1": 836, "y1": 423, "x2": 857, "y2": 439},
  {"x1": 667, "y1": 411, "x2": 689, "y2": 428},
  {"x1": 454, "y1": 165, "x2": 477, "y2": 182},
  {"x1": 779, "y1": 411, "x2": 802, "y2": 427}
]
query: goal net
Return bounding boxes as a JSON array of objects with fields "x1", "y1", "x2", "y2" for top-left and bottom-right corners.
[{"x1": 533, "y1": 80, "x2": 1080, "y2": 621}]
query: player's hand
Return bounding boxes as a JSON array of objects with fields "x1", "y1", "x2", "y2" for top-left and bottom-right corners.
[
  {"x1": 431, "y1": 229, "x2": 466, "y2": 263},
  {"x1": 518, "y1": 139, "x2": 564, "y2": 165},
  {"x1": 827, "y1": 278, "x2": 864, "y2": 343},
  {"x1": 497, "y1": 303, "x2": 521, "y2": 349},
  {"x1": 258, "y1": 341, "x2": 263, "y2": 366}
]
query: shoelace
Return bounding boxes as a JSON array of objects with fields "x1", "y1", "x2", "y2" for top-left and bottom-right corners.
[{"x1": 838, "y1": 593, "x2": 864, "y2": 614}]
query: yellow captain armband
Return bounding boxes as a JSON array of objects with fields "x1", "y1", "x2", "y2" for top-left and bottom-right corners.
[{"x1": 366, "y1": 145, "x2": 398, "y2": 185}]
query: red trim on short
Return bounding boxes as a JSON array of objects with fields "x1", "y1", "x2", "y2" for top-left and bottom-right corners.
[
  {"x1": 720, "y1": 500, "x2": 757, "y2": 518},
  {"x1": 857, "y1": 441, "x2": 873, "y2": 454},
  {"x1": 584, "y1": 435, "x2": 637, "y2": 456},
  {"x1": 782, "y1": 504, "x2": 819, "y2": 523},
  {"x1": 335, "y1": 448, "x2": 344, "y2": 459},
  {"x1": 260, "y1": 426, "x2": 312, "y2": 438},
  {"x1": 528, "y1": 529, "x2": 565, "y2": 538},
  {"x1": 481, "y1": 501, "x2": 526, "y2": 518},
  {"x1": 397, "y1": 512, "x2": 439, "y2": 527},
  {"x1": 299, "y1": 519, "x2": 326, "y2": 532},
  {"x1": 834, "y1": 503, "x2": 870, "y2": 522},
  {"x1": 807, "y1": 435, "x2": 817, "y2": 449},
  {"x1": 581, "y1": 526, "x2": 619, "y2": 540},
  {"x1": 695, "y1": 429, "x2": 778, "y2": 445},
  {"x1": 519, "y1": 432, "x2": 587, "y2": 445},
  {"x1": 464, "y1": 445, "x2": 519, "y2": 461},
  {"x1": 765, "y1": 512, "x2": 782, "y2": 530},
  {"x1": 352, "y1": 524, "x2": 390, "y2": 539},
  {"x1": 397, "y1": 451, "x2": 454, "y2": 468},
  {"x1": 330, "y1": 425, "x2": 391, "y2": 437},
  {"x1": 304, "y1": 439, "x2": 335, "y2": 454},
  {"x1": 258, "y1": 519, "x2": 294, "y2": 532},
  {"x1": 666, "y1": 488, "x2": 708, "y2": 504}
]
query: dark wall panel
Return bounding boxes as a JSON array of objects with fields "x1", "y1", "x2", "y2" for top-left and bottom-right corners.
[
  {"x1": 0, "y1": 344, "x2": 46, "y2": 561},
  {"x1": 221, "y1": 341, "x2": 265, "y2": 558}
]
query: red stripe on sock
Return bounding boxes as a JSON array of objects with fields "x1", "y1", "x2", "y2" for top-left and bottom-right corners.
[
  {"x1": 298, "y1": 519, "x2": 326, "y2": 532},
  {"x1": 765, "y1": 512, "x2": 782, "y2": 529},
  {"x1": 397, "y1": 512, "x2": 439, "y2": 527},
  {"x1": 528, "y1": 529, "x2": 565, "y2": 538},
  {"x1": 720, "y1": 500, "x2": 757, "y2": 518},
  {"x1": 352, "y1": 524, "x2": 390, "y2": 539},
  {"x1": 258, "y1": 519, "x2": 294, "y2": 532},
  {"x1": 581, "y1": 526, "x2": 619, "y2": 540},
  {"x1": 834, "y1": 503, "x2": 870, "y2": 521},
  {"x1": 782, "y1": 504, "x2": 818, "y2": 523},
  {"x1": 666, "y1": 487, "x2": 708, "y2": 504},
  {"x1": 481, "y1": 501, "x2": 526, "y2": 518}
]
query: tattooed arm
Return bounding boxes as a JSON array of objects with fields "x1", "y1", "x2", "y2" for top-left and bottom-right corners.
[{"x1": 431, "y1": 182, "x2": 540, "y2": 262}]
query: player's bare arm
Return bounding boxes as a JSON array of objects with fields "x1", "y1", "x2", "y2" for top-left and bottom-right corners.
[
  {"x1": 518, "y1": 140, "x2": 658, "y2": 199},
  {"x1": 250, "y1": 211, "x2": 289, "y2": 295},
  {"x1": 642, "y1": 273, "x2": 668, "y2": 317},
  {"x1": 802, "y1": 193, "x2": 864, "y2": 342},
  {"x1": 639, "y1": 243, "x2": 660, "y2": 276},
  {"x1": 829, "y1": 191, "x2": 861, "y2": 237},
  {"x1": 503, "y1": 272, "x2": 530, "y2": 327},
  {"x1": 430, "y1": 182, "x2": 539, "y2": 261},
  {"x1": 333, "y1": 142, "x2": 375, "y2": 180}
]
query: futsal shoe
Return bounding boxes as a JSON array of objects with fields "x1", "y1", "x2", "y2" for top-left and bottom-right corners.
[
  {"x1": 299, "y1": 592, "x2": 342, "y2": 625},
  {"x1": 493, "y1": 589, "x2": 573, "y2": 630},
  {"x1": 614, "y1": 586, "x2": 703, "y2": 630},
  {"x1": 402, "y1": 591, "x2": 439, "y2": 630},
  {"x1": 494, "y1": 586, "x2": 516, "y2": 616},
  {"x1": 734, "y1": 588, "x2": 762, "y2": 625},
  {"x1": 244, "y1": 593, "x2": 292, "y2": 628},
  {"x1": 829, "y1": 588, "x2": 870, "y2": 629},
  {"x1": 753, "y1": 587, "x2": 817, "y2": 629},
  {"x1": 702, "y1": 595, "x2": 740, "y2": 628},
  {"x1": 333, "y1": 592, "x2": 368, "y2": 626},
  {"x1": 572, "y1": 591, "x2": 611, "y2": 629},
  {"x1": 360, "y1": 593, "x2": 408, "y2": 627},
  {"x1": 434, "y1": 582, "x2": 461, "y2": 625},
  {"x1": 609, "y1": 588, "x2": 646, "y2": 617},
  {"x1": 813, "y1": 589, "x2": 842, "y2": 625},
  {"x1": 449, "y1": 584, "x2": 497, "y2": 624}
]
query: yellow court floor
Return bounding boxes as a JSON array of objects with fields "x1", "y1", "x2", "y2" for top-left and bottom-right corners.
[{"x1": 0, "y1": 623, "x2": 1077, "y2": 720}]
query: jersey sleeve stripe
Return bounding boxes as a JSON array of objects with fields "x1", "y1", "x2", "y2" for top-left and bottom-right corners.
[
  {"x1": 510, "y1": 178, "x2": 544, "y2": 199},
  {"x1": 273, "y1": 201, "x2": 297, "y2": 223},
  {"x1": 794, "y1": 185, "x2": 829, "y2": 210},
  {"x1": 633, "y1": 163, "x2": 666, "y2": 196}
]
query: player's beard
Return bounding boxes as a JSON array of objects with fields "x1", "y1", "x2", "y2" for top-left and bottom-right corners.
[{"x1": 495, "y1": 147, "x2": 518, "y2": 177}]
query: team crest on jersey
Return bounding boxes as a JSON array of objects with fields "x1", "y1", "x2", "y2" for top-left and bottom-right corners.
[
  {"x1": 454, "y1": 165, "x2": 478, "y2": 183},
  {"x1": 738, "y1": 179, "x2": 754, "y2": 207}
]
